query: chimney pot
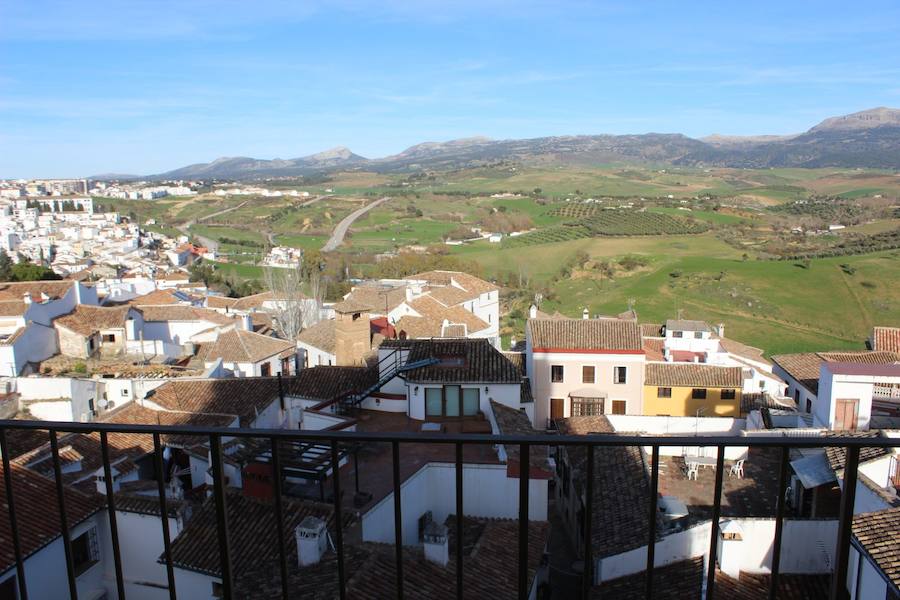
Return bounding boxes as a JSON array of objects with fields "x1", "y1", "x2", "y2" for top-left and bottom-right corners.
[
  {"x1": 295, "y1": 516, "x2": 328, "y2": 566},
  {"x1": 529, "y1": 305, "x2": 537, "y2": 319},
  {"x1": 22, "y1": 292, "x2": 32, "y2": 304},
  {"x1": 582, "y1": 308, "x2": 589, "y2": 320}
]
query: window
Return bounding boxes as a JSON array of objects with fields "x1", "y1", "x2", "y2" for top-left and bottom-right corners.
[
  {"x1": 806, "y1": 399, "x2": 812, "y2": 414},
  {"x1": 351, "y1": 312, "x2": 361, "y2": 321},
  {"x1": 571, "y1": 397, "x2": 604, "y2": 416},
  {"x1": 462, "y1": 388, "x2": 480, "y2": 416},
  {"x1": 260, "y1": 362, "x2": 271, "y2": 377},
  {"x1": 212, "y1": 582, "x2": 224, "y2": 598},
  {"x1": 445, "y1": 385, "x2": 460, "y2": 417},
  {"x1": 102, "y1": 334, "x2": 116, "y2": 343},
  {"x1": 673, "y1": 331, "x2": 683, "y2": 338},
  {"x1": 121, "y1": 388, "x2": 129, "y2": 396},
  {"x1": 582, "y1": 365, "x2": 595, "y2": 384},
  {"x1": 691, "y1": 388, "x2": 707, "y2": 400},
  {"x1": 72, "y1": 528, "x2": 99, "y2": 576},
  {"x1": 614, "y1": 366, "x2": 627, "y2": 384},
  {"x1": 551, "y1": 365, "x2": 564, "y2": 383},
  {"x1": 611, "y1": 400, "x2": 627, "y2": 415},
  {"x1": 694, "y1": 331, "x2": 703, "y2": 339},
  {"x1": 721, "y1": 389, "x2": 736, "y2": 400},
  {"x1": 759, "y1": 380, "x2": 766, "y2": 390},
  {"x1": 425, "y1": 388, "x2": 443, "y2": 417},
  {"x1": 657, "y1": 387, "x2": 672, "y2": 398}
]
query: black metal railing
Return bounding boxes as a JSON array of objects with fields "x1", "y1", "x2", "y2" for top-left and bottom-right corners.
[{"x1": 0, "y1": 419, "x2": 896, "y2": 600}]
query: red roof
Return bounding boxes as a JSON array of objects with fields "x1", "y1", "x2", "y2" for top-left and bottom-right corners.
[
  {"x1": 669, "y1": 350, "x2": 707, "y2": 362},
  {"x1": 370, "y1": 316, "x2": 396, "y2": 339}
]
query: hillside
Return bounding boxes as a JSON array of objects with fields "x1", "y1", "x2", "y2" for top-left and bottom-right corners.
[{"x1": 146, "y1": 107, "x2": 900, "y2": 180}]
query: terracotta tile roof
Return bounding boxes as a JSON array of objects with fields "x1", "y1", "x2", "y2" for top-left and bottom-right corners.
[
  {"x1": 596, "y1": 557, "x2": 831, "y2": 599},
  {"x1": 401, "y1": 338, "x2": 522, "y2": 384},
  {"x1": 665, "y1": 319, "x2": 710, "y2": 332},
  {"x1": 13, "y1": 429, "x2": 152, "y2": 494},
  {"x1": 641, "y1": 323, "x2": 663, "y2": 337},
  {"x1": 872, "y1": 326, "x2": 900, "y2": 353},
  {"x1": 595, "y1": 557, "x2": 704, "y2": 599},
  {"x1": 502, "y1": 351, "x2": 526, "y2": 376},
  {"x1": 142, "y1": 378, "x2": 286, "y2": 427},
  {"x1": 205, "y1": 328, "x2": 295, "y2": 363},
  {"x1": 344, "y1": 284, "x2": 408, "y2": 314},
  {"x1": 297, "y1": 319, "x2": 336, "y2": 353},
  {"x1": 230, "y1": 291, "x2": 277, "y2": 311},
  {"x1": 490, "y1": 401, "x2": 549, "y2": 471},
  {"x1": 642, "y1": 338, "x2": 665, "y2": 361},
  {"x1": 425, "y1": 284, "x2": 477, "y2": 307},
  {"x1": 406, "y1": 270, "x2": 497, "y2": 301},
  {"x1": 528, "y1": 319, "x2": 643, "y2": 351},
  {"x1": 395, "y1": 296, "x2": 490, "y2": 339},
  {"x1": 289, "y1": 366, "x2": 377, "y2": 402},
  {"x1": 140, "y1": 305, "x2": 236, "y2": 325},
  {"x1": 718, "y1": 336, "x2": 767, "y2": 363},
  {"x1": 54, "y1": 304, "x2": 137, "y2": 336},
  {"x1": 0, "y1": 462, "x2": 104, "y2": 574},
  {"x1": 823, "y1": 430, "x2": 893, "y2": 472},
  {"x1": 853, "y1": 507, "x2": 900, "y2": 590},
  {"x1": 233, "y1": 516, "x2": 546, "y2": 600},
  {"x1": 128, "y1": 288, "x2": 184, "y2": 305},
  {"x1": 0, "y1": 302, "x2": 28, "y2": 317},
  {"x1": 772, "y1": 350, "x2": 900, "y2": 394},
  {"x1": 99, "y1": 402, "x2": 237, "y2": 446},
  {"x1": 0, "y1": 281, "x2": 73, "y2": 302},
  {"x1": 557, "y1": 416, "x2": 660, "y2": 558},
  {"x1": 168, "y1": 490, "x2": 339, "y2": 578},
  {"x1": 331, "y1": 298, "x2": 373, "y2": 314},
  {"x1": 645, "y1": 363, "x2": 743, "y2": 388}
]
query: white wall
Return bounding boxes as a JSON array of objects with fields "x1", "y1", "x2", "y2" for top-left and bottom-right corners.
[
  {"x1": 0, "y1": 322, "x2": 58, "y2": 376},
  {"x1": 101, "y1": 510, "x2": 184, "y2": 600},
  {"x1": 361, "y1": 462, "x2": 548, "y2": 546},
  {"x1": 848, "y1": 545, "x2": 890, "y2": 600},
  {"x1": 172, "y1": 567, "x2": 219, "y2": 600},
  {"x1": 296, "y1": 343, "x2": 334, "y2": 368},
  {"x1": 597, "y1": 518, "x2": 838, "y2": 583}
]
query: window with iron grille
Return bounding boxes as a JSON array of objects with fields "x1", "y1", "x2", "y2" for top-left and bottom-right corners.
[
  {"x1": 721, "y1": 389, "x2": 736, "y2": 400},
  {"x1": 614, "y1": 366, "x2": 627, "y2": 384},
  {"x1": 582, "y1": 365, "x2": 595, "y2": 384},
  {"x1": 551, "y1": 365, "x2": 564, "y2": 383},
  {"x1": 571, "y1": 397, "x2": 604, "y2": 416},
  {"x1": 72, "y1": 527, "x2": 100, "y2": 576},
  {"x1": 657, "y1": 387, "x2": 672, "y2": 398}
]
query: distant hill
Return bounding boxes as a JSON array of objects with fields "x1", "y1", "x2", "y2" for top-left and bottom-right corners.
[{"x1": 146, "y1": 107, "x2": 900, "y2": 179}]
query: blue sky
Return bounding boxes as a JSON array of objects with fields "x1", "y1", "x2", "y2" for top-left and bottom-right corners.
[{"x1": 2, "y1": 0, "x2": 900, "y2": 177}]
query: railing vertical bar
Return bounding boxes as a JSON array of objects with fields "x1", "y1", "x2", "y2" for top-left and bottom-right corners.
[
  {"x1": 210, "y1": 434, "x2": 234, "y2": 599},
  {"x1": 769, "y1": 446, "x2": 790, "y2": 600},
  {"x1": 830, "y1": 445, "x2": 860, "y2": 600},
  {"x1": 645, "y1": 445, "x2": 660, "y2": 599},
  {"x1": 330, "y1": 440, "x2": 346, "y2": 600},
  {"x1": 518, "y1": 442, "x2": 530, "y2": 600},
  {"x1": 49, "y1": 430, "x2": 79, "y2": 600},
  {"x1": 392, "y1": 440, "x2": 404, "y2": 600},
  {"x1": 153, "y1": 433, "x2": 177, "y2": 600},
  {"x1": 270, "y1": 437, "x2": 290, "y2": 600},
  {"x1": 455, "y1": 442, "x2": 464, "y2": 600},
  {"x1": 100, "y1": 431, "x2": 127, "y2": 600},
  {"x1": 0, "y1": 428, "x2": 29, "y2": 600},
  {"x1": 705, "y1": 445, "x2": 726, "y2": 600},
  {"x1": 582, "y1": 444, "x2": 594, "y2": 599}
]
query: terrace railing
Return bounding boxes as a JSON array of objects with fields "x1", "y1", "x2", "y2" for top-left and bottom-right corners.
[{"x1": 0, "y1": 419, "x2": 896, "y2": 600}]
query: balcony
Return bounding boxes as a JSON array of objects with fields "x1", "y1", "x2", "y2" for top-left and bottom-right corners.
[{"x1": 0, "y1": 418, "x2": 897, "y2": 600}]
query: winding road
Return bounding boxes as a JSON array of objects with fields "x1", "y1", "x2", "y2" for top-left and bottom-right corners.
[
  {"x1": 177, "y1": 200, "x2": 250, "y2": 253},
  {"x1": 322, "y1": 196, "x2": 390, "y2": 252}
]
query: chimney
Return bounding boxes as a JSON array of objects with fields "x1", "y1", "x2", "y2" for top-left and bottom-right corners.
[
  {"x1": 95, "y1": 467, "x2": 120, "y2": 495},
  {"x1": 582, "y1": 308, "x2": 589, "y2": 320},
  {"x1": 295, "y1": 516, "x2": 328, "y2": 566},
  {"x1": 423, "y1": 521, "x2": 449, "y2": 567},
  {"x1": 510, "y1": 336, "x2": 517, "y2": 349},
  {"x1": 334, "y1": 303, "x2": 372, "y2": 367},
  {"x1": 529, "y1": 305, "x2": 537, "y2": 319},
  {"x1": 241, "y1": 314, "x2": 253, "y2": 331},
  {"x1": 717, "y1": 323, "x2": 725, "y2": 338},
  {"x1": 716, "y1": 520, "x2": 744, "y2": 579},
  {"x1": 22, "y1": 292, "x2": 32, "y2": 305}
]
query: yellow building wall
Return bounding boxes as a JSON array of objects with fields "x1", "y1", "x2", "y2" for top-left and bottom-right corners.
[{"x1": 642, "y1": 385, "x2": 741, "y2": 417}]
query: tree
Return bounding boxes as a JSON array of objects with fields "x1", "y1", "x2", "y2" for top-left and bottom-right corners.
[
  {"x1": 0, "y1": 250, "x2": 12, "y2": 281},
  {"x1": 264, "y1": 264, "x2": 323, "y2": 340}
]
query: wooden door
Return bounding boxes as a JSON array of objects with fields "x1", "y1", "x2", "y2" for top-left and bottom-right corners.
[
  {"x1": 550, "y1": 398, "x2": 564, "y2": 420},
  {"x1": 835, "y1": 398, "x2": 859, "y2": 431}
]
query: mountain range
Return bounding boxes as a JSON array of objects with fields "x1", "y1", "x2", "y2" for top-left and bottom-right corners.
[{"x1": 141, "y1": 107, "x2": 900, "y2": 180}]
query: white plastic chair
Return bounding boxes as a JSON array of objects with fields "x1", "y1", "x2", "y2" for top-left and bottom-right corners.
[
  {"x1": 730, "y1": 459, "x2": 745, "y2": 479},
  {"x1": 686, "y1": 462, "x2": 699, "y2": 481}
]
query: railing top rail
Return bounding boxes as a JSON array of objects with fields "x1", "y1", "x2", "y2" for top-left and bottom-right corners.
[{"x1": 1, "y1": 419, "x2": 898, "y2": 448}]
